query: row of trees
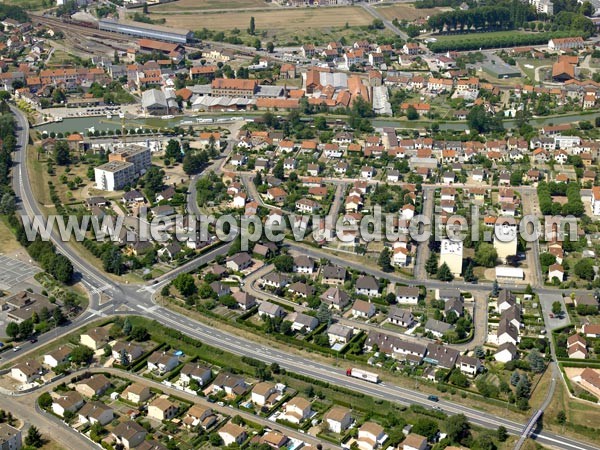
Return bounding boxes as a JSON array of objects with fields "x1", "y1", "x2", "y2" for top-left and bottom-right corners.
[
  {"x1": 537, "y1": 181, "x2": 584, "y2": 216},
  {"x1": 428, "y1": 31, "x2": 579, "y2": 52},
  {"x1": 427, "y1": 6, "x2": 515, "y2": 33}
]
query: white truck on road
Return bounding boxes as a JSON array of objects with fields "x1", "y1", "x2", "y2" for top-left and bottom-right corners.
[{"x1": 346, "y1": 368, "x2": 379, "y2": 383}]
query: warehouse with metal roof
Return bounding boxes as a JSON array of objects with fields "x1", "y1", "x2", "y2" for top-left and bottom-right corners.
[{"x1": 99, "y1": 19, "x2": 193, "y2": 44}]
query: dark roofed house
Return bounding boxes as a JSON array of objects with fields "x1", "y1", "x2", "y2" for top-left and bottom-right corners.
[
  {"x1": 226, "y1": 252, "x2": 253, "y2": 271},
  {"x1": 288, "y1": 281, "x2": 315, "y2": 298},
  {"x1": 113, "y1": 421, "x2": 147, "y2": 449},
  {"x1": 258, "y1": 301, "x2": 286, "y2": 319},
  {"x1": 320, "y1": 286, "x2": 350, "y2": 310},
  {"x1": 321, "y1": 265, "x2": 347, "y2": 284},
  {"x1": 424, "y1": 343, "x2": 459, "y2": 369},
  {"x1": 355, "y1": 275, "x2": 379, "y2": 297},
  {"x1": 425, "y1": 318, "x2": 453, "y2": 338},
  {"x1": 388, "y1": 307, "x2": 414, "y2": 328}
]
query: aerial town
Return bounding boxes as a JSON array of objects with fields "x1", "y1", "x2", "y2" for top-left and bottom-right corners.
[{"x1": 0, "y1": 0, "x2": 599, "y2": 449}]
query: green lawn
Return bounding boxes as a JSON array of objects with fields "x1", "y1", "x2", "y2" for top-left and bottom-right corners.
[{"x1": 432, "y1": 30, "x2": 539, "y2": 43}]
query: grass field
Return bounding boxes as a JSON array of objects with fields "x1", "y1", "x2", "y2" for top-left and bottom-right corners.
[
  {"x1": 0, "y1": 217, "x2": 23, "y2": 255},
  {"x1": 151, "y1": 0, "x2": 274, "y2": 11},
  {"x1": 375, "y1": 3, "x2": 450, "y2": 21},
  {"x1": 433, "y1": 30, "x2": 538, "y2": 43},
  {"x1": 0, "y1": 0, "x2": 46, "y2": 10},
  {"x1": 152, "y1": 6, "x2": 374, "y2": 32}
]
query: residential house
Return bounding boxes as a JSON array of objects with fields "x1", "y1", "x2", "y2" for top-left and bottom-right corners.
[
  {"x1": 320, "y1": 286, "x2": 351, "y2": 310},
  {"x1": 403, "y1": 433, "x2": 428, "y2": 450},
  {"x1": 457, "y1": 355, "x2": 482, "y2": 376},
  {"x1": 325, "y1": 406, "x2": 352, "y2": 434},
  {"x1": 121, "y1": 383, "x2": 151, "y2": 404},
  {"x1": 10, "y1": 360, "x2": 42, "y2": 384},
  {"x1": 395, "y1": 286, "x2": 420, "y2": 305},
  {"x1": 327, "y1": 323, "x2": 354, "y2": 345},
  {"x1": 147, "y1": 351, "x2": 179, "y2": 374},
  {"x1": 52, "y1": 391, "x2": 84, "y2": 417},
  {"x1": 80, "y1": 327, "x2": 110, "y2": 350},
  {"x1": 352, "y1": 300, "x2": 376, "y2": 319},
  {"x1": 494, "y1": 342, "x2": 518, "y2": 363},
  {"x1": 357, "y1": 422, "x2": 387, "y2": 450},
  {"x1": 211, "y1": 372, "x2": 248, "y2": 397},
  {"x1": 75, "y1": 374, "x2": 111, "y2": 398},
  {"x1": 321, "y1": 265, "x2": 346, "y2": 285},
  {"x1": 355, "y1": 275, "x2": 379, "y2": 297},
  {"x1": 293, "y1": 255, "x2": 315, "y2": 274},
  {"x1": 388, "y1": 307, "x2": 414, "y2": 328},
  {"x1": 183, "y1": 405, "x2": 216, "y2": 430},
  {"x1": 226, "y1": 252, "x2": 253, "y2": 271},
  {"x1": 148, "y1": 397, "x2": 178, "y2": 421},
  {"x1": 43, "y1": 346, "x2": 71, "y2": 368},
  {"x1": 425, "y1": 318, "x2": 453, "y2": 338},
  {"x1": 218, "y1": 422, "x2": 247, "y2": 446},
  {"x1": 282, "y1": 397, "x2": 312, "y2": 424},
  {"x1": 112, "y1": 421, "x2": 147, "y2": 449},
  {"x1": 251, "y1": 381, "x2": 278, "y2": 407},
  {"x1": 78, "y1": 401, "x2": 114, "y2": 426},
  {"x1": 291, "y1": 313, "x2": 319, "y2": 333},
  {"x1": 258, "y1": 301, "x2": 286, "y2": 319},
  {"x1": 180, "y1": 363, "x2": 212, "y2": 386}
]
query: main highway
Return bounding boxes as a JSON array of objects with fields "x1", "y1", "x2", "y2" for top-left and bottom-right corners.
[{"x1": 7, "y1": 106, "x2": 599, "y2": 450}]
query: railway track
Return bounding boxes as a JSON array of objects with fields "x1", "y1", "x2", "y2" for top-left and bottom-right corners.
[{"x1": 34, "y1": 16, "x2": 138, "y2": 44}]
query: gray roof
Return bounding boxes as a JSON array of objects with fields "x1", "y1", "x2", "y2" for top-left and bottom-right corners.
[
  {"x1": 142, "y1": 89, "x2": 167, "y2": 108},
  {"x1": 388, "y1": 307, "x2": 413, "y2": 323},
  {"x1": 356, "y1": 275, "x2": 379, "y2": 291},
  {"x1": 322, "y1": 265, "x2": 346, "y2": 280},
  {"x1": 425, "y1": 318, "x2": 453, "y2": 334},
  {"x1": 425, "y1": 343, "x2": 459, "y2": 368}
]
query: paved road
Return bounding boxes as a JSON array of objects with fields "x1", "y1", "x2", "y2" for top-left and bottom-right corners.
[
  {"x1": 8, "y1": 107, "x2": 600, "y2": 450},
  {"x1": 361, "y1": 3, "x2": 408, "y2": 40},
  {"x1": 413, "y1": 185, "x2": 435, "y2": 280}
]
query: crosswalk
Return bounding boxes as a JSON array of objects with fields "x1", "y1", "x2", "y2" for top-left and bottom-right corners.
[{"x1": 90, "y1": 284, "x2": 113, "y2": 295}]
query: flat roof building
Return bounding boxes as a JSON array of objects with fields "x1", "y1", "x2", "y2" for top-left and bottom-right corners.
[{"x1": 99, "y1": 19, "x2": 192, "y2": 44}]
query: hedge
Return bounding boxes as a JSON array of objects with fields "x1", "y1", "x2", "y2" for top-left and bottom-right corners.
[{"x1": 428, "y1": 31, "x2": 584, "y2": 52}]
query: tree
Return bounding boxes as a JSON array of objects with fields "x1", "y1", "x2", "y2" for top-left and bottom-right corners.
[
  {"x1": 492, "y1": 280, "x2": 499, "y2": 297},
  {"x1": 53, "y1": 307, "x2": 66, "y2": 325},
  {"x1": 425, "y1": 252, "x2": 438, "y2": 275},
  {"x1": 70, "y1": 345, "x2": 94, "y2": 365},
  {"x1": 5, "y1": 322, "x2": 18, "y2": 339},
  {"x1": 172, "y1": 273, "x2": 197, "y2": 296},
  {"x1": 406, "y1": 105, "x2": 419, "y2": 120},
  {"x1": 123, "y1": 317, "x2": 132, "y2": 335},
  {"x1": 51, "y1": 254, "x2": 73, "y2": 283},
  {"x1": 316, "y1": 302, "x2": 331, "y2": 325},
  {"x1": 273, "y1": 160, "x2": 284, "y2": 179},
  {"x1": 38, "y1": 392, "x2": 52, "y2": 409},
  {"x1": 143, "y1": 166, "x2": 164, "y2": 198},
  {"x1": 266, "y1": 41, "x2": 274, "y2": 53},
  {"x1": 165, "y1": 139, "x2": 182, "y2": 162},
  {"x1": 438, "y1": 262, "x2": 454, "y2": 281},
  {"x1": 510, "y1": 370, "x2": 521, "y2": 386},
  {"x1": 575, "y1": 258, "x2": 595, "y2": 281},
  {"x1": 378, "y1": 248, "x2": 392, "y2": 272},
  {"x1": 527, "y1": 349, "x2": 545, "y2": 373},
  {"x1": 412, "y1": 418, "x2": 439, "y2": 441},
  {"x1": 18, "y1": 320, "x2": 33, "y2": 338},
  {"x1": 516, "y1": 374, "x2": 531, "y2": 399},
  {"x1": 557, "y1": 410, "x2": 567, "y2": 424},
  {"x1": 248, "y1": 16, "x2": 256, "y2": 35},
  {"x1": 0, "y1": 192, "x2": 16, "y2": 215},
  {"x1": 446, "y1": 414, "x2": 470, "y2": 443},
  {"x1": 25, "y1": 426, "x2": 43, "y2": 448},
  {"x1": 497, "y1": 426, "x2": 508, "y2": 442},
  {"x1": 130, "y1": 326, "x2": 149, "y2": 341},
  {"x1": 467, "y1": 105, "x2": 502, "y2": 133},
  {"x1": 53, "y1": 141, "x2": 70, "y2": 166},
  {"x1": 464, "y1": 262, "x2": 475, "y2": 282},
  {"x1": 273, "y1": 254, "x2": 294, "y2": 273},
  {"x1": 552, "y1": 301, "x2": 562, "y2": 316},
  {"x1": 475, "y1": 243, "x2": 498, "y2": 268},
  {"x1": 102, "y1": 247, "x2": 123, "y2": 275}
]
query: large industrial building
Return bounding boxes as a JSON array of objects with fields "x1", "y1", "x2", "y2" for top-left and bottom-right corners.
[{"x1": 99, "y1": 19, "x2": 193, "y2": 44}]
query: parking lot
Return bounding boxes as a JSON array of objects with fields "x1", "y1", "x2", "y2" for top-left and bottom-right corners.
[{"x1": 0, "y1": 255, "x2": 41, "y2": 290}]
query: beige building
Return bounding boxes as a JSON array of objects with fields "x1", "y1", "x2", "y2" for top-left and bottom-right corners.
[
  {"x1": 121, "y1": 383, "x2": 152, "y2": 404},
  {"x1": 148, "y1": 397, "x2": 178, "y2": 421},
  {"x1": 80, "y1": 327, "x2": 109, "y2": 350},
  {"x1": 439, "y1": 239, "x2": 463, "y2": 276}
]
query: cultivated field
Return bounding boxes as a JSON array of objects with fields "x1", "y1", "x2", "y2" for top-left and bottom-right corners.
[
  {"x1": 152, "y1": 6, "x2": 374, "y2": 32},
  {"x1": 374, "y1": 3, "x2": 450, "y2": 21},
  {"x1": 151, "y1": 0, "x2": 275, "y2": 11}
]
